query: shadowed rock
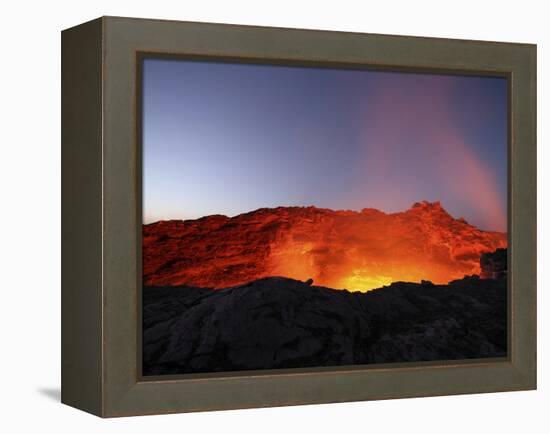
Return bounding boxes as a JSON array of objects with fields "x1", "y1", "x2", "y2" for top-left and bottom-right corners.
[
  {"x1": 480, "y1": 248, "x2": 507, "y2": 279},
  {"x1": 143, "y1": 269, "x2": 507, "y2": 376}
]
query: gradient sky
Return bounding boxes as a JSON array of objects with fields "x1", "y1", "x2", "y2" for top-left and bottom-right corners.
[{"x1": 142, "y1": 58, "x2": 508, "y2": 231}]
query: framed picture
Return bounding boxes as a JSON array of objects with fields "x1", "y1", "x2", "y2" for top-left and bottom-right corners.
[{"x1": 61, "y1": 16, "x2": 536, "y2": 417}]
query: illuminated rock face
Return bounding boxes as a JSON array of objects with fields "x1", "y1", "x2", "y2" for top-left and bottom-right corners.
[{"x1": 142, "y1": 201, "x2": 507, "y2": 291}]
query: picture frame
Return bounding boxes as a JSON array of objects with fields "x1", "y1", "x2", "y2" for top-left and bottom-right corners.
[{"x1": 61, "y1": 16, "x2": 536, "y2": 417}]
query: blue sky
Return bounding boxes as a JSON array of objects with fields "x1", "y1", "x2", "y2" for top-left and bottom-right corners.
[{"x1": 142, "y1": 58, "x2": 507, "y2": 231}]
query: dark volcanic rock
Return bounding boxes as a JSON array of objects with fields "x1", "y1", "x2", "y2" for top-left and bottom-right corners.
[
  {"x1": 143, "y1": 274, "x2": 507, "y2": 375},
  {"x1": 480, "y1": 248, "x2": 507, "y2": 279}
]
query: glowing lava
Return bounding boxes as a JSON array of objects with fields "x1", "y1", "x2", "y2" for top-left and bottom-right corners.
[{"x1": 142, "y1": 202, "x2": 507, "y2": 291}]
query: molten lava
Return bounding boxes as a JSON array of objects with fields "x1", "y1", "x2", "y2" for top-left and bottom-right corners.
[{"x1": 142, "y1": 201, "x2": 507, "y2": 291}]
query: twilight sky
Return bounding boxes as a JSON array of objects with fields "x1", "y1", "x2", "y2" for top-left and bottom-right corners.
[{"x1": 142, "y1": 58, "x2": 508, "y2": 232}]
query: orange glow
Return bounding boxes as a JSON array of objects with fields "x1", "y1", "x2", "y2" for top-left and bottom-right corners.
[
  {"x1": 143, "y1": 203, "x2": 507, "y2": 291},
  {"x1": 264, "y1": 203, "x2": 507, "y2": 292},
  {"x1": 339, "y1": 272, "x2": 393, "y2": 292}
]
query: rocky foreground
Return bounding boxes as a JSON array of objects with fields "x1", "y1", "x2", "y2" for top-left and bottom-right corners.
[{"x1": 143, "y1": 269, "x2": 507, "y2": 376}]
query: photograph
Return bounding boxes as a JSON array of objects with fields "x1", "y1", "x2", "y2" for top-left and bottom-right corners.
[
  {"x1": 141, "y1": 58, "x2": 509, "y2": 376},
  {"x1": 1, "y1": 0, "x2": 540, "y2": 426}
]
